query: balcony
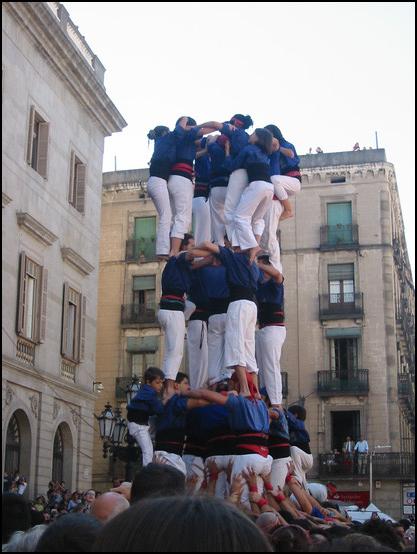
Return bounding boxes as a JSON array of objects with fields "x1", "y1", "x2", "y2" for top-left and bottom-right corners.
[
  {"x1": 320, "y1": 224, "x2": 359, "y2": 251},
  {"x1": 398, "y1": 373, "x2": 415, "y2": 428},
  {"x1": 125, "y1": 238, "x2": 157, "y2": 263},
  {"x1": 317, "y1": 369, "x2": 369, "y2": 396},
  {"x1": 281, "y1": 372, "x2": 288, "y2": 399},
  {"x1": 318, "y1": 452, "x2": 415, "y2": 480},
  {"x1": 121, "y1": 304, "x2": 157, "y2": 326},
  {"x1": 319, "y1": 293, "x2": 364, "y2": 320}
]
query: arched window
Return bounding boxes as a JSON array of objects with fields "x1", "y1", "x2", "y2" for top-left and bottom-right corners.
[
  {"x1": 52, "y1": 426, "x2": 64, "y2": 483},
  {"x1": 5, "y1": 414, "x2": 20, "y2": 475}
]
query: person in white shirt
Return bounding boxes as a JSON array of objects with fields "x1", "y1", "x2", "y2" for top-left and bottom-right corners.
[
  {"x1": 343, "y1": 436, "x2": 355, "y2": 472},
  {"x1": 354, "y1": 437, "x2": 369, "y2": 474}
]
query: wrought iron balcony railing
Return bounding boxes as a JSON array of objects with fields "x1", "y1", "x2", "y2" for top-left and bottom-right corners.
[
  {"x1": 318, "y1": 452, "x2": 415, "y2": 480},
  {"x1": 125, "y1": 238, "x2": 157, "y2": 262},
  {"x1": 319, "y1": 292, "x2": 363, "y2": 320},
  {"x1": 121, "y1": 304, "x2": 157, "y2": 325},
  {"x1": 320, "y1": 224, "x2": 359, "y2": 250},
  {"x1": 281, "y1": 371, "x2": 288, "y2": 399},
  {"x1": 317, "y1": 369, "x2": 369, "y2": 396}
]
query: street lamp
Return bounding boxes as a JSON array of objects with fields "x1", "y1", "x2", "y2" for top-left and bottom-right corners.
[
  {"x1": 369, "y1": 445, "x2": 392, "y2": 503},
  {"x1": 125, "y1": 374, "x2": 141, "y2": 405}
]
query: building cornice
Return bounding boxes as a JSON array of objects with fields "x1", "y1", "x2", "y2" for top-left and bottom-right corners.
[
  {"x1": 2, "y1": 192, "x2": 13, "y2": 208},
  {"x1": 2, "y1": 355, "x2": 97, "y2": 401},
  {"x1": 16, "y1": 211, "x2": 58, "y2": 245},
  {"x1": 3, "y1": 2, "x2": 127, "y2": 136},
  {"x1": 61, "y1": 247, "x2": 95, "y2": 276}
]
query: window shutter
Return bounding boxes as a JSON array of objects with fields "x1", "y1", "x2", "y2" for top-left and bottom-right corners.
[
  {"x1": 26, "y1": 107, "x2": 35, "y2": 165},
  {"x1": 16, "y1": 252, "x2": 27, "y2": 336},
  {"x1": 38, "y1": 268, "x2": 48, "y2": 343},
  {"x1": 75, "y1": 164, "x2": 86, "y2": 213},
  {"x1": 68, "y1": 151, "x2": 75, "y2": 203},
  {"x1": 37, "y1": 122, "x2": 49, "y2": 178},
  {"x1": 79, "y1": 295, "x2": 86, "y2": 362},
  {"x1": 328, "y1": 264, "x2": 354, "y2": 281},
  {"x1": 61, "y1": 282, "x2": 70, "y2": 356},
  {"x1": 133, "y1": 275, "x2": 156, "y2": 291}
]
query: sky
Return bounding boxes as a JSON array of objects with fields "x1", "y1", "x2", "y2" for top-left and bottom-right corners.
[{"x1": 63, "y1": 2, "x2": 415, "y2": 275}]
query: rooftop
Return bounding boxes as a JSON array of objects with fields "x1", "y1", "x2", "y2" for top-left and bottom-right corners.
[{"x1": 300, "y1": 149, "x2": 387, "y2": 169}]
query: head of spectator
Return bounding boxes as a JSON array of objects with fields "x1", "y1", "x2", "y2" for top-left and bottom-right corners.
[
  {"x1": 31, "y1": 508, "x2": 46, "y2": 527},
  {"x1": 2, "y1": 492, "x2": 32, "y2": 544},
  {"x1": 360, "y1": 518, "x2": 404, "y2": 551},
  {"x1": 313, "y1": 533, "x2": 396, "y2": 552},
  {"x1": 90, "y1": 492, "x2": 129, "y2": 524},
  {"x1": 270, "y1": 524, "x2": 311, "y2": 552},
  {"x1": 307, "y1": 482, "x2": 328, "y2": 504},
  {"x1": 256, "y1": 512, "x2": 280, "y2": 535},
  {"x1": 130, "y1": 463, "x2": 185, "y2": 503},
  {"x1": 83, "y1": 489, "x2": 96, "y2": 505},
  {"x1": 92, "y1": 495, "x2": 273, "y2": 552},
  {"x1": 34, "y1": 513, "x2": 102, "y2": 552},
  {"x1": 287, "y1": 404, "x2": 307, "y2": 421},
  {"x1": 2, "y1": 525, "x2": 47, "y2": 552},
  {"x1": 180, "y1": 233, "x2": 195, "y2": 252},
  {"x1": 398, "y1": 518, "x2": 412, "y2": 532},
  {"x1": 110, "y1": 481, "x2": 132, "y2": 502}
]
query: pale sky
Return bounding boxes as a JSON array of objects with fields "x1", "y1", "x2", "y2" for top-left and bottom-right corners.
[{"x1": 64, "y1": 2, "x2": 415, "y2": 275}]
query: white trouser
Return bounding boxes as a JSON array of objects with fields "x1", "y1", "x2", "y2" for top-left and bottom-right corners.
[
  {"x1": 255, "y1": 326, "x2": 286, "y2": 405},
  {"x1": 187, "y1": 319, "x2": 208, "y2": 389},
  {"x1": 260, "y1": 199, "x2": 284, "y2": 272},
  {"x1": 184, "y1": 300, "x2": 196, "y2": 322},
  {"x1": 271, "y1": 174, "x2": 301, "y2": 200},
  {"x1": 167, "y1": 174, "x2": 194, "y2": 239},
  {"x1": 158, "y1": 309, "x2": 185, "y2": 380},
  {"x1": 252, "y1": 218, "x2": 265, "y2": 239},
  {"x1": 147, "y1": 176, "x2": 172, "y2": 256},
  {"x1": 183, "y1": 454, "x2": 205, "y2": 492},
  {"x1": 223, "y1": 169, "x2": 248, "y2": 243},
  {"x1": 270, "y1": 456, "x2": 292, "y2": 493},
  {"x1": 225, "y1": 300, "x2": 258, "y2": 372},
  {"x1": 232, "y1": 454, "x2": 273, "y2": 507},
  {"x1": 127, "y1": 422, "x2": 154, "y2": 467},
  {"x1": 209, "y1": 186, "x2": 227, "y2": 245},
  {"x1": 205, "y1": 454, "x2": 235, "y2": 499},
  {"x1": 153, "y1": 450, "x2": 187, "y2": 476},
  {"x1": 234, "y1": 181, "x2": 274, "y2": 250},
  {"x1": 207, "y1": 313, "x2": 232, "y2": 385},
  {"x1": 192, "y1": 196, "x2": 211, "y2": 245},
  {"x1": 290, "y1": 446, "x2": 314, "y2": 489}
]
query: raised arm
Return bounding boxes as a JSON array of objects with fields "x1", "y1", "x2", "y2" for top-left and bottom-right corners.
[
  {"x1": 191, "y1": 241, "x2": 220, "y2": 258},
  {"x1": 280, "y1": 145, "x2": 295, "y2": 158},
  {"x1": 183, "y1": 388, "x2": 228, "y2": 405},
  {"x1": 257, "y1": 260, "x2": 283, "y2": 284},
  {"x1": 191, "y1": 255, "x2": 215, "y2": 270}
]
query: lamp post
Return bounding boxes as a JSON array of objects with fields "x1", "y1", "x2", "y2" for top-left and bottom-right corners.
[{"x1": 369, "y1": 444, "x2": 392, "y2": 503}]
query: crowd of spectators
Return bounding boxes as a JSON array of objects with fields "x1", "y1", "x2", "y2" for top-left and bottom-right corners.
[{"x1": 2, "y1": 464, "x2": 415, "y2": 552}]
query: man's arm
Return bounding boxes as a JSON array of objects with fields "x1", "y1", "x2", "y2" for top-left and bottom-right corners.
[
  {"x1": 191, "y1": 241, "x2": 220, "y2": 258},
  {"x1": 191, "y1": 255, "x2": 214, "y2": 270},
  {"x1": 257, "y1": 261, "x2": 283, "y2": 284},
  {"x1": 183, "y1": 388, "x2": 228, "y2": 406}
]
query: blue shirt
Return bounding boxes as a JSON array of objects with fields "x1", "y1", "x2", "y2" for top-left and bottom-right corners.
[
  {"x1": 225, "y1": 395, "x2": 269, "y2": 434},
  {"x1": 161, "y1": 252, "x2": 192, "y2": 295},
  {"x1": 217, "y1": 246, "x2": 260, "y2": 293},
  {"x1": 279, "y1": 139, "x2": 300, "y2": 173},
  {"x1": 224, "y1": 144, "x2": 270, "y2": 173},
  {"x1": 221, "y1": 123, "x2": 249, "y2": 158},
  {"x1": 155, "y1": 394, "x2": 189, "y2": 435},
  {"x1": 189, "y1": 269, "x2": 210, "y2": 309},
  {"x1": 175, "y1": 127, "x2": 200, "y2": 163},
  {"x1": 195, "y1": 138, "x2": 211, "y2": 183},
  {"x1": 198, "y1": 265, "x2": 230, "y2": 300},
  {"x1": 256, "y1": 273, "x2": 284, "y2": 305},
  {"x1": 286, "y1": 410, "x2": 310, "y2": 446},
  {"x1": 208, "y1": 140, "x2": 230, "y2": 184},
  {"x1": 269, "y1": 151, "x2": 281, "y2": 177},
  {"x1": 269, "y1": 408, "x2": 290, "y2": 441},
  {"x1": 151, "y1": 125, "x2": 185, "y2": 164},
  {"x1": 127, "y1": 384, "x2": 164, "y2": 420}
]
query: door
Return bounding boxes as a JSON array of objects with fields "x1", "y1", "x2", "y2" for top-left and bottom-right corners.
[
  {"x1": 134, "y1": 217, "x2": 156, "y2": 259},
  {"x1": 331, "y1": 410, "x2": 360, "y2": 451},
  {"x1": 327, "y1": 202, "x2": 353, "y2": 244}
]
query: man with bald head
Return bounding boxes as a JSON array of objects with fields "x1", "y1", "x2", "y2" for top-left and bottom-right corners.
[{"x1": 90, "y1": 492, "x2": 129, "y2": 524}]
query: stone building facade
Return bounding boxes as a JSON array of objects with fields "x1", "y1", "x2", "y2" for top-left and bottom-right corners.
[{"x1": 2, "y1": 1, "x2": 126, "y2": 498}]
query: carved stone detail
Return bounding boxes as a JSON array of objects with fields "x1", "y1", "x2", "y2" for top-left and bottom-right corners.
[
  {"x1": 16, "y1": 212, "x2": 58, "y2": 246},
  {"x1": 61, "y1": 247, "x2": 94, "y2": 276},
  {"x1": 53, "y1": 400, "x2": 60, "y2": 419},
  {"x1": 6, "y1": 384, "x2": 14, "y2": 405},
  {"x1": 29, "y1": 394, "x2": 39, "y2": 418}
]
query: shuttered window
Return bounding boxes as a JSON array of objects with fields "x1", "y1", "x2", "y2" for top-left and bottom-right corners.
[
  {"x1": 61, "y1": 283, "x2": 86, "y2": 363},
  {"x1": 328, "y1": 263, "x2": 355, "y2": 304},
  {"x1": 69, "y1": 152, "x2": 86, "y2": 214},
  {"x1": 26, "y1": 106, "x2": 49, "y2": 178},
  {"x1": 133, "y1": 275, "x2": 156, "y2": 312},
  {"x1": 16, "y1": 253, "x2": 47, "y2": 343}
]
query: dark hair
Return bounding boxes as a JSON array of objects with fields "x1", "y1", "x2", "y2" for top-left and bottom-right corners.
[
  {"x1": 288, "y1": 405, "x2": 307, "y2": 421},
  {"x1": 270, "y1": 525, "x2": 311, "y2": 552},
  {"x1": 91, "y1": 496, "x2": 273, "y2": 552},
  {"x1": 264, "y1": 124, "x2": 285, "y2": 143},
  {"x1": 147, "y1": 125, "x2": 170, "y2": 140},
  {"x1": 180, "y1": 233, "x2": 194, "y2": 251},
  {"x1": 34, "y1": 513, "x2": 102, "y2": 552},
  {"x1": 175, "y1": 116, "x2": 196, "y2": 126},
  {"x1": 398, "y1": 518, "x2": 411, "y2": 531},
  {"x1": 254, "y1": 128, "x2": 273, "y2": 155},
  {"x1": 130, "y1": 464, "x2": 185, "y2": 503},
  {"x1": 230, "y1": 114, "x2": 253, "y2": 129},
  {"x1": 315, "y1": 533, "x2": 396, "y2": 552},
  {"x1": 143, "y1": 366, "x2": 165, "y2": 383},
  {"x1": 175, "y1": 371, "x2": 189, "y2": 384},
  {"x1": 2, "y1": 493, "x2": 32, "y2": 544},
  {"x1": 360, "y1": 519, "x2": 404, "y2": 551}
]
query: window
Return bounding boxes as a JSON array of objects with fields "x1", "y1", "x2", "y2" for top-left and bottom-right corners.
[
  {"x1": 330, "y1": 337, "x2": 358, "y2": 378},
  {"x1": 68, "y1": 152, "x2": 86, "y2": 214},
  {"x1": 133, "y1": 217, "x2": 156, "y2": 259},
  {"x1": 330, "y1": 176, "x2": 346, "y2": 184},
  {"x1": 328, "y1": 264, "x2": 355, "y2": 304},
  {"x1": 5, "y1": 415, "x2": 20, "y2": 475},
  {"x1": 331, "y1": 411, "x2": 361, "y2": 451},
  {"x1": 26, "y1": 106, "x2": 49, "y2": 178},
  {"x1": 16, "y1": 253, "x2": 48, "y2": 343},
  {"x1": 52, "y1": 427, "x2": 64, "y2": 483},
  {"x1": 131, "y1": 352, "x2": 156, "y2": 379},
  {"x1": 326, "y1": 202, "x2": 353, "y2": 244},
  {"x1": 133, "y1": 275, "x2": 156, "y2": 317},
  {"x1": 61, "y1": 283, "x2": 86, "y2": 363}
]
